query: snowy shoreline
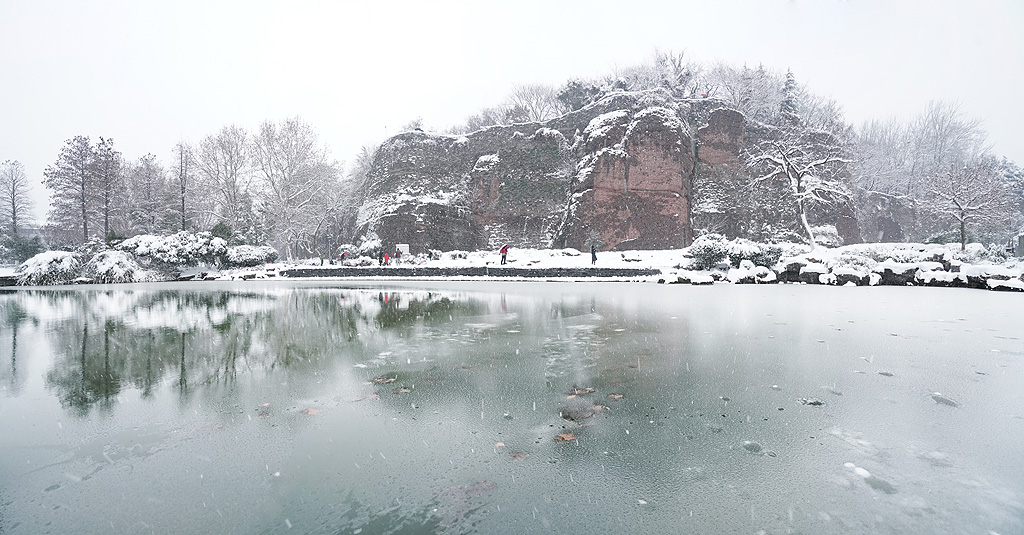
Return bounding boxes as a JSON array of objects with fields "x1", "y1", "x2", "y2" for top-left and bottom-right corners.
[{"x1": 6, "y1": 240, "x2": 1023, "y2": 292}]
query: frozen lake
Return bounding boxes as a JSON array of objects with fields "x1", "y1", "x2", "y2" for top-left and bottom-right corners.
[{"x1": 1, "y1": 281, "x2": 1021, "y2": 534}]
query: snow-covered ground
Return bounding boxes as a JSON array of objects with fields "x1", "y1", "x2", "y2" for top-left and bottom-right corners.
[
  {"x1": 9, "y1": 240, "x2": 1024, "y2": 291},
  {"x1": 200, "y1": 243, "x2": 1024, "y2": 291}
]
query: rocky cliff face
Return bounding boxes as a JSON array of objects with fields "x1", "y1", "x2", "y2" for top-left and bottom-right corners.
[
  {"x1": 555, "y1": 105, "x2": 693, "y2": 251},
  {"x1": 353, "y1": 89, "x2": 858, "y2": 254},
  {"x1": 355, "y1": 126, "x2": 574, "y2": 254}
]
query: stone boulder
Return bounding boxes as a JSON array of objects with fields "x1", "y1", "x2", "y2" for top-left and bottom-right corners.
[
  {"x1": 799, "y1": 263, "x2": 828, "y2": 284},
  {"x1": 873, "y1": 261, "x2": 922, "y2": 286}
]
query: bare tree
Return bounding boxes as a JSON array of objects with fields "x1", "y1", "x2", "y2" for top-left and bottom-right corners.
[
  {"x1": 506, "y1": 84, "x2": 567, "y2": 122},
  {"x1": 906, "y1": 101, "x2": 988, "y2": 197},
  {"x1": 851, "y1": 101, "x2": 993, "y2": 241},
  {"x1": 707, "y1": 63, "x2": 785, "y2": 124},
  {"x1": 922, "y1": 157, "x2": 1015, "y2": 250},
  {"x1": 251, "y1": 117, "x2": 340, "y2": 258},
  {"x1": 44, "y1": 136, "x2": 96, "y2": 243},
  {"x1": 195, "y1": 125, "x2": 252, "y2": 234},
  {"x1": 172, "y1": 142, "x2": 199, "y2": 231},
  {"x1": 0, "y1": 160, "x2": 34, "y2": 235}
]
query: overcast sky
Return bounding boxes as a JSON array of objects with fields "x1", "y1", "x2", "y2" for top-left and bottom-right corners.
[{"x1": 2, "y1": 0, "x2": 1021, "y2": 223}]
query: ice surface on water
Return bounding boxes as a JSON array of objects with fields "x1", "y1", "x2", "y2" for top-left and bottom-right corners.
[{"x1": 0, "y1": 283, "x2": 1021, "y2": 535}]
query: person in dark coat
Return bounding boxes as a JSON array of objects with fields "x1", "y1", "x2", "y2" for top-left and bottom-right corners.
[{"x1": 591, "y1": 244, "x2": 597, "y2": 265}]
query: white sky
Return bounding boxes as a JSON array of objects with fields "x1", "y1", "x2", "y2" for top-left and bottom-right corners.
[{"x1": 2, "y1": 0, "x2": 1022, "y2": 223}]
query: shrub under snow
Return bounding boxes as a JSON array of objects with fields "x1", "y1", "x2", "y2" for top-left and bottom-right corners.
[
  {"x1": 225, "y1": 245, "x2": 279, "y2": 268},
  {"x1": 83, "y1": 250, "x2": 153, "y2": 284},
  {"x1": 16, "y1": 251, "x2": 82, "y2": 286},
  {"x1": 687, "y1": 234, "x2": 730, "y2": 270},
  {"x1": 117, "y1": 231, "x2": 227, "y2": 268},
  {"x1": 727, "y1": 239, "x2": 784, "y2": 268}
]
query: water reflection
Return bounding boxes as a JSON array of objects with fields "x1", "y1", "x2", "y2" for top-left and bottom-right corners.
[
  {"x1": 0, "y1": 283, "x2": 1021, "y2": 535},
  {"x1": 6, "y1": 286, "x2": 492, "y2": 415},
  {"x1": 0, "y1": 293, "x2": 31, "y2": 396}
]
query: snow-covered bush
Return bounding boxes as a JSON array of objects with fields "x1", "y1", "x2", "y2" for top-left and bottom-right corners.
[
  {"x1": 727, "y1": 239, "x2": 784, "y2": 268},
  {"x1": 117, "y1": 231, "x2": 227, "y2": 268},
  {"x1": 16, "y1": 251, "x2": 82, "y2": 286},
  {"x1": 825, "y1": 253, "x2": 878, "y2": 275},
  {"x1": 809, "y1": 225, "x2": 842, "y2": 247},
  {"x1": 357, "y1": 235, "x2": 382, "y2": 258},
  {"x1": 336, "y1": 243, "x2": 356, "y2": 257},
  {"x1": 687, "y1": 234, "x2": 730, "y2": 270},
  {"x1": 983, "y1": 243, "x2": 1010, "y2": 262},
  {"x1": 75, "y1": 236, "x2": 110, "y2": 258},
  {"x1": 83, "y1": 250, "x2": 153, "y2": 284},
  {"x1": 225, "y1": 245, "x2": 279, "y2": 268}
]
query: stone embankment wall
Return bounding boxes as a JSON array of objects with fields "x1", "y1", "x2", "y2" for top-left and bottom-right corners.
[{"x1": 281, "y1": 266, "x2": 660, "y2": 279}]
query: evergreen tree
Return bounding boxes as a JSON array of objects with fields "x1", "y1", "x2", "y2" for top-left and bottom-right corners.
[
  {"x1": 92, "y1": 137, "x2": 124, "y2": 241},
  {"x1": 779, "y1": 69, "x2": 801, "y2": 127},
  {"x1": 44, "y1": 136, "x2": 96, "y2": 244}
]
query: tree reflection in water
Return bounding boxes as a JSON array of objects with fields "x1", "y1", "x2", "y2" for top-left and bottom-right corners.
[
  {"x1": 5, "y1": 286, "x2": 480, "y2": 416},
  {"x1": 0, "y1": 294, "x2": 30, "y2": 396}
]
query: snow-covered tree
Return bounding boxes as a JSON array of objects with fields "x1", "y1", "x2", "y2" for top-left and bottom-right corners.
[
  {"x1": 706, "y1": 63, "x2": 785, "y2": 124},
  {"x1": 44, "y1": 136, "x2": 96, "y2": 244},
  {"x1": 921, "y1": 157, "x2": 1016, "y2": 250},
  {"x1": 779, "y1": 70, "x2": 801, "y2": 127},
  {"x1": 125, "y1": 153, "x2": 173, "y2": 235},
  {"x1": 171, "y1": 142, "x2": 205, "y2": 232},
  {"x1": 195, "y1": 125, "x2": 253, "y2": 235},
  {"x1": 0, "y1": 160, "x2": 33, "y2": 235},
  {"x1": 747, "y1": 121, "x2": 853, "y2": 247},
  {"x1": 556, "y1": 78, "x2": 604, "y2": 112},
  {"x1": 851, "y1": 101, "x2": 993, "y2": 242},
  {"x1": 92, "y1": 137, "x2": 124, "y2": 241},
  {"x1": 1001, "y1": 158, "x2": 1024, "y2": 234},
  {"x1": 251, "y1": 117, "x2": 340, "y2": 258}
]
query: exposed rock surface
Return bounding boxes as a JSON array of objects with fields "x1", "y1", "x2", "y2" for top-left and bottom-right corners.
[
  {"x1": 355, "y1": 94, "x2": 658, "y2": 254},
  {"x1": 556, "y1": 104, "x2": 694, "y2": 251},
  {"x1": 696, "y1": 108, "x2": 745, "y2": 165},
  {"x1": 353, "y1": 89, "x2": 859, "y2": 254}
]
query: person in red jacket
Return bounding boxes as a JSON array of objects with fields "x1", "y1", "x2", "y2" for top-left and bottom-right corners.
[{"x1": 499, "y1": 244, "x2": 510, "y2": 265}]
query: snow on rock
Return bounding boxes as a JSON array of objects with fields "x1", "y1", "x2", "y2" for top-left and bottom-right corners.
[
  {"x1": 727, "y1": 260, "x2": 757, "y2": 284},
  {"x1": 988, "y1": 277, "x2": 1024, "y2": 292},
  {"x1": 16, "y1": 251, "x2": 81, "y2": 286},
  {"x1": 916, "y1": 270, "x2": 968, "y2": 288},
  {"x1": 473, "y1": 154, "x2": 500, "y2": 171},
  {"x1": 688, "y1": 273, "x2": 715, "y2": 285},
  {"x1": 799, "y1": 263, "x2": 828, "y2": 284},
  {"x1": 583, "y1": 110, "x2": 631, "y2": 142}
]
